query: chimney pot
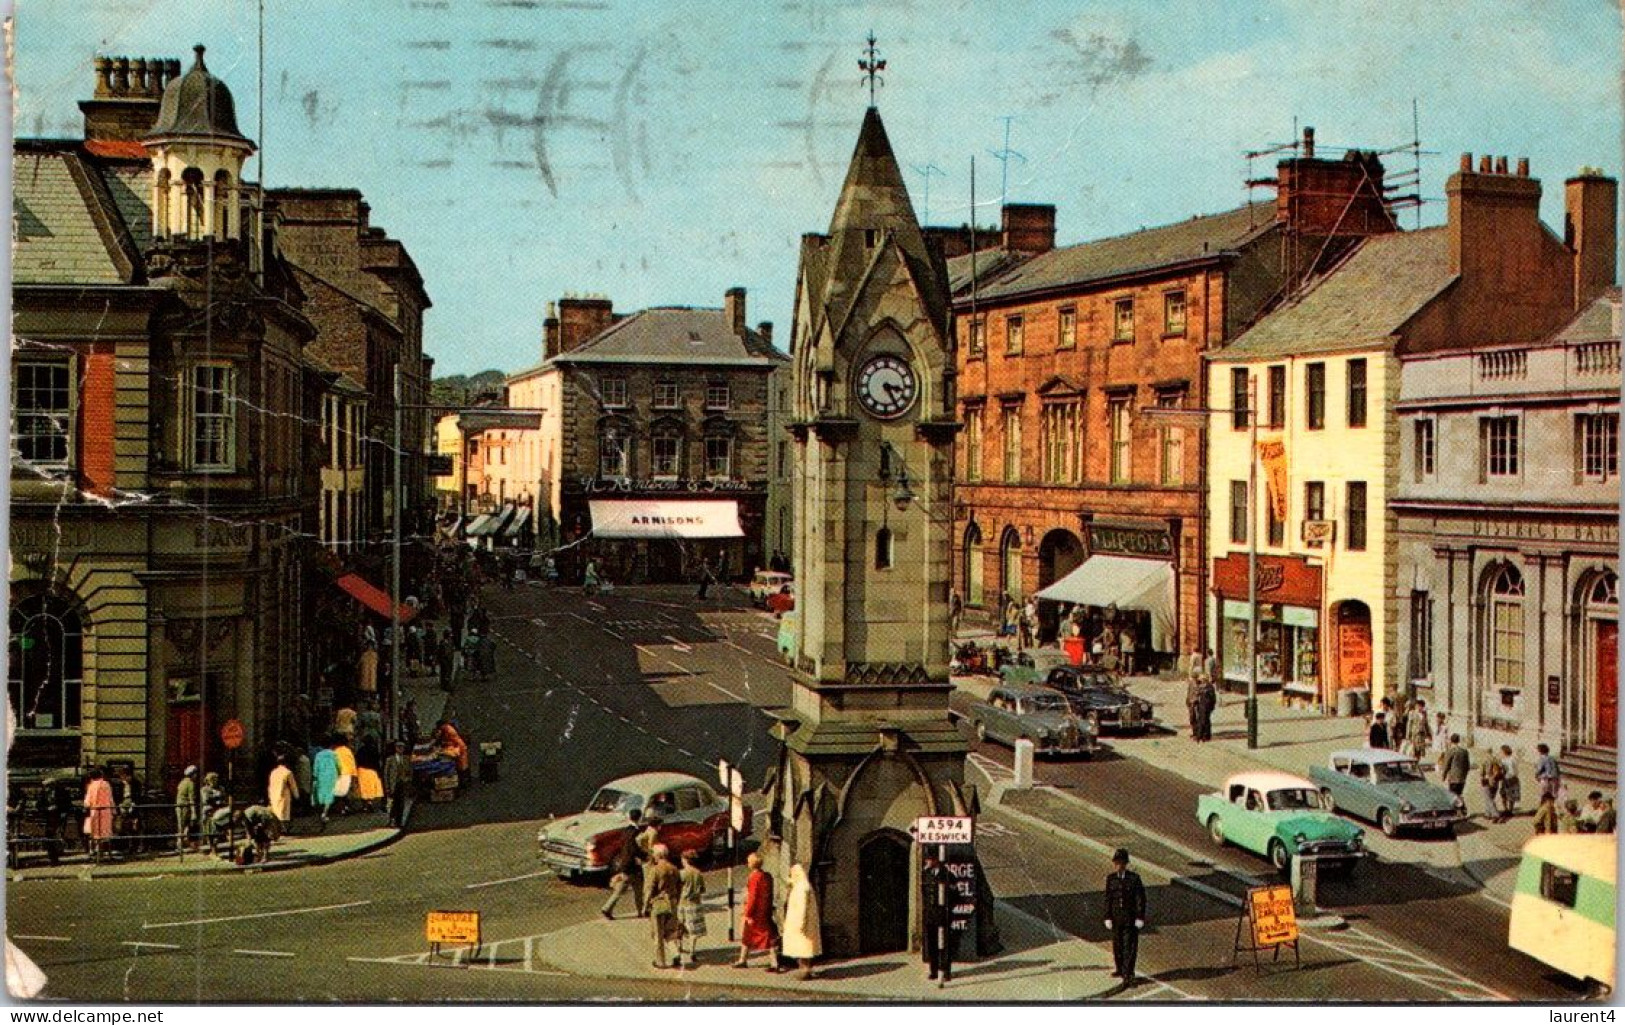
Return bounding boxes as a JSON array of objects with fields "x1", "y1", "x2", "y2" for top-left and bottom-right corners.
[
  {"x1": 1303, "y1": 126, "x2": 1315, "y2": 159},
  {"x1": 1478, "y1": 155, "x2": 1493, "y2": 173},
  {"x1": 112, "y1": 57, "x2": 131, "y2": 95},
  {"x1": 1461, "y1": 153, "x2": 1472, "y2": 172},
  {"x1": 131, "y1": 58, "x2": 149, "y2": 94},
  {"x1": 1516, "y1": 157, "x2": 1530, "y2": 177},
  {"x1": 1494, "y1": 156, "x2": 1509, "y2": 175}
]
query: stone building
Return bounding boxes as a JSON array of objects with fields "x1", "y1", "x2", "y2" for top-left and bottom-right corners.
[
  {"x1": 951, "y1": 130, "x2": 1395, "y2": 662},
  {"x1": 9, "y1": 50, "x2": 316, "y2": 786},
  {"x1": 504, "y1": 291, "x2": 787, "y2": 583},
  {"x1": 1394, "y1": 269, "x2": 1618, "y2": 776}
]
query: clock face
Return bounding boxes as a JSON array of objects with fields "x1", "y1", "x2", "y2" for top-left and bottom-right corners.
[{"x1": 855, "y1": 354, "x2": 918, "y2": 420}]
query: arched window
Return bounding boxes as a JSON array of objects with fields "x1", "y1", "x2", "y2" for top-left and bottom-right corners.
[
  {"x1": 8, "y1": 595, "x2": 84, "y2": 731},
  {"x1": 212, "y1": 169, "x2": 232, "y2": 238},
  {"x1": 154, "y1": 168, "x2": 171, "y2": 236},
  {"x1": 964, "y1": 522, "x2": 985, "y2": 607},
  {"x1": 182, "y1": 167, "x2": 205, "y2": 239},
  {"x1": 874, "y1": 526, "x2": 893, "y2": 570},
  {"x1": 1487, "y1": 564, "x2": 1525, "y2": 692},
  {"x1": 1588, "y1": 571, "x2": 1619, "y2": 610},
  {"x1": 1000, "y1": 527, "x2": 1023, "y2": 602}
]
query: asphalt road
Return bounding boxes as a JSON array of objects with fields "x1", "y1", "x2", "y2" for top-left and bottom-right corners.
[{"x1": 5, "y1": 581, "x2": 1582, "y2": 1003}]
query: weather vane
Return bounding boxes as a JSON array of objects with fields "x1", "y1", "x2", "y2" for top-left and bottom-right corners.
[{"x1": 859, "y1": 32, "x2": 886, "y2": 108}]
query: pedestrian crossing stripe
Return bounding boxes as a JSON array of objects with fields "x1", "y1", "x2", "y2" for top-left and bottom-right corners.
[{"x1": 347, "y1": 934, "x2": 566, "y2": 976}]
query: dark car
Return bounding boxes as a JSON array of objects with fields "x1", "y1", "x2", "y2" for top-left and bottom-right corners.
[
  {"x1": 1043, "y1": 666, "x2": 1155, "y2": 733},
  {"x1": 6, "y1": 772, "x2": 84, "y2": 867}
]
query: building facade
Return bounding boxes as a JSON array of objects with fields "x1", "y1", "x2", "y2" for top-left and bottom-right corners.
[
  {"x1": 1394, "y1": 287, "x2": 1619, "y2": 758},
  {"x1": 504, "y1": 290, "x2": 787, "y2": 583}
]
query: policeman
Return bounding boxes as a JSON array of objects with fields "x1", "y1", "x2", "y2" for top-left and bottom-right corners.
[{"x1": 1103, "y1": 847, "x2": 1147, "y2": 982}]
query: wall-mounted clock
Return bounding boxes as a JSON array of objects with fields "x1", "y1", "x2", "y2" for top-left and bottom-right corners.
[{"x1": 855, "y1": 354, "x2": 918, "y2": 420}]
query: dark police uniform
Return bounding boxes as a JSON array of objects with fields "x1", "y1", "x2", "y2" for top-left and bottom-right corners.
[{"x1": 1104, "y1": 864, "x2": 1147, "y2": 980}]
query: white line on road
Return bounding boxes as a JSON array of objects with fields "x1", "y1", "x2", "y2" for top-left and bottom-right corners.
[
  {"x1": 662, "y1": 635, "x2": 693, "y2": 653},
  {"x1": 122, "y1": 941, "x2": 181, "y2": 950},
  {"x1": 13, "y1": 934, "x2": 71, "y2": 942},
  {"x1": 234, "y1": 949, "x2": 296, "y2": 958},
  {"x1": 143, "y1": 899, "x2": 372, "y2": 930},
  {"x1": 465, "y1": 869, "x2": 554, "y2": 890}
]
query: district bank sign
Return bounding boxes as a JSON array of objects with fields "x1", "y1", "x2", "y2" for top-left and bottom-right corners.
[{"x1": 1461, "y1": 519, "x2": 1618, "y2": 545}]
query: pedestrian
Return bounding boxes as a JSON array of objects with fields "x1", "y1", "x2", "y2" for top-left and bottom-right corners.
[
  {"x1": 1534, "y1": 743, "x2": 1561, "y2": 802},
  {"x1": 601, "y1": 808, "x2": 647, "y2": 919},
  {"x1": 313, "y1": 739, "x2": 339, "y2": 826},
  {"x1": 584, "y1": 558, "x2": 602, "y2": 597},
  {"x1": 1429, "y1": 712, "x2": 1450, "y2": 763},
  {"x1": 922, "y1": 853, "x2": 959, "y2": 983},
  {"x1": 645, "y1": 844, "x2": 683, "y2": 970},
  {"x1": 478, "y1": 630, "x2": 497, "y2": 679},
  {"x1": 1377, "y1": 697, "x2": 1396, "y2": 748},
  {"x1": 1186, "y1": 671, "x2": 1206, "y2": 741},
  {"x1": 1534, "y1": 792, "x2": 1559, "y2": 834},
  {"x1": 1439, "y1": 734, "x2": 1471, "y2": 797},
  {"x1": 293, "y1": 747, "x2": 313, "y2": 812},
  {"x1": 696, "y1": 557, "x2": 713, "y2": 601},
  {"x1": 1197, "y1": 676, "x2": 1217, "y2": 742},
  {"x1": 333, "y1": 735, "x2": 358, "y2": 814},
  {"x1": 384, "y1": 740, "x2": 414, "y2": 829},
  {"x1": 1119, "y1": 628, "x2": 1136, "y2": 676},
  {"x1": 1368, "y1": 712, "x2": 1390, "y2": 750},
  {"x1": 1580, "y1": 790, "x2": 1609, "y2": 832},
  {"x1": 1104, "y1": 848, "x2": 1147, "y2": 984},
  {"x1": 1560, "y1": 798, "x2": 1584, "y2": 833},
  {"x1": 357, "y1": 643, "x2": 379, "y2": 698},
  {"x1": 434, "y1": 721, "x2": 470, "y2": 786},
  {"x1": 734, "y1": 852, "x2": 779, "y2": 971},
  {"x1": 949, "y1": 590, "x2": 963, "y2": 639},
  {"x1": 462, "y1": 630, "x2": 483, "y2": 681},
  {"x1": 1479, "y1": 752, "x2": 1505, "y2": 821},
  {"x1": 1405, "y1": 699, "x2": 1432, "y2": 759},
  {"x1": 437, "y1": 628, "x2": 457, "y2": 693},
  {"x1": 1017, "y1": 599, "x2": 1034, "y2": 650},
  {"x1": 780, "y1": 862, "x2": 821, "y2": 981},
  {"x1": 1595, "y1": 798, "x2": 1616, "y2": 834},
  {"x1": 676, "y1": 848, "x2": 707, "y2": 970},
  {"x1": 174, "y1": 765, "x2": 199, "y2": 851},
  {"x1": 1498, "y1": 745, "x2": 1522, "y2": 819},
  {"x1": 200, "y1": 772, "x2": 229, "y2": 854},
  {"x1": 239, "y1": 804, "x2": 281, "y2": 864},
  {"x1": 82, "y1": 768, "x2": 115, "y2": 861},
  {"x1": 268, "y1": 754, "x2": 299, "y2": 830},
  {"x1": 399, "y1": 698, "x2": 421, "y2": 747}
]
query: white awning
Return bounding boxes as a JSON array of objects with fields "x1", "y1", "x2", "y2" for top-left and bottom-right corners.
[
  {"x1": 463, "y1": 514, "x2": 491, "y2": 536},
  {"x1": 504, "y1": 508, "x2": 532, "y2": 537},
  {"x1": 589, "y1": 499, "x2": 744, "y2": 540},
  {"x1": 1035, "y1": 555, "x2": 1176, "y2": 652}
]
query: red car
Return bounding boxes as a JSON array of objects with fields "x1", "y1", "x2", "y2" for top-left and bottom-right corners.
[
  {"x1": 535, "y1": 771, "x2": 749, "y2": 878},
  {"x1": 766, "y1": 584, "x2": 796, "y2": 616}
]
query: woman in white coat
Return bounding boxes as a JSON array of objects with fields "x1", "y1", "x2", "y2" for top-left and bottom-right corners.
[{"x1": 779, "y1": 863, "x2": 822, "y2": 980}]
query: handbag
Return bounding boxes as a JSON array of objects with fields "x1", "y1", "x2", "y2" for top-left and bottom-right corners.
[{"x1": 648, "y1": 893, "x2": 674, "y2": 916}]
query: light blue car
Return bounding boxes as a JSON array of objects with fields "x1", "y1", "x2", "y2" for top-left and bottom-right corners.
[{"x1": 1308, "y1": 749, "x2": 1466, "y2": 837}]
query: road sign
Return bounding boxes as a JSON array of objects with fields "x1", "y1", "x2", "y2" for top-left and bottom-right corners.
[
  {"x1": 426, "y1": 910, "x2": 481, "y2": 947},
  {"x1": 219, "y1": 719, "x2": 245, "y2": 750},
  {"x1": 1248, "y1": 884, "x2": 1298, "y2": 946},
  {"x1": 912, "y1": 815, "x2": 974, "y2": 845}
]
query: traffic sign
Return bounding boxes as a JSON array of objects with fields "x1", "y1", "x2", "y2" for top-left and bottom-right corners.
[
  {"x1": 219, "y1": 719, "x2": 245, "y2": 750},
  {"x1": 426, "y1": 910, "x2": 481, "y2": 947},
  {"x1": 912, "y1": 815, "x2": 974, "y2": 845}
]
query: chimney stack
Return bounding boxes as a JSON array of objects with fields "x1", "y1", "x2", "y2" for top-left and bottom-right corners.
[
  {"x1": 556, "y1": 294, "x2": 615, "y2": 355},
  {"x1": 1446, "y1": 153, "x2": 1544, "y2": 281},
  {"x1": 1001, "y1": 204, "x2": 1057, "y2": 253},
  {"x1": 543, "y1": 301, "x2": 561, "y2": 360},
  {"x1": 757, "y1": 321, "x2": 775, "y2": 348},
  {"x1": 1566, "y1": 169, "x2": 1619, "y2": 309},
  {"x1": 80, "y1": 53, "x2": 175, "y2": 142},
  {"x1": 1302, "y1": 126, "x2": 1315, "y2": 159},
  {"x1": 1275, "y1": 135, "x2": 1395, "y2": 238},
  {"x1": 725, "y1": 287, "x2": 746, "y2": 336}
]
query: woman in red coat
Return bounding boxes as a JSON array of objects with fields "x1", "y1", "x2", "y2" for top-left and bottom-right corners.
[{"x1": 734, "y1": 852, "x2": 779, "y2": 970}]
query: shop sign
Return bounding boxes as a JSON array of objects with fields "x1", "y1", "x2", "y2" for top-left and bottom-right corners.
[
  {"x1": 1338, "y1": 623, "x2": 1372, "y2": 688},
  {"x1": 1088, "y1": 523, "x2": 1173, "y2": 559},
  {"x1": 1257, "y1": 440, "x2": 1289, "y2": 522},
  {"x1": 12, "y1": 521, "x2": 91, "y2": 552},
  {"x1": 1213, "y1": 553, "x2": 1322, "y2": 608},
  {"x1": 1461, "y1": 519, "x2": 1618, "y2": 545},
  {"x1": 576, "y1": 476, "x2": 758, "y2": 495}
]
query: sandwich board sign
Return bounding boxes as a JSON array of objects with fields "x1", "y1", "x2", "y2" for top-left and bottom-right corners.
[
  {"x1": 1234, "y1": 884, "x2": 1300, "y2": 968},
  {"x1": 427, "y1": 910, "x2": 482, "y2": 958}
]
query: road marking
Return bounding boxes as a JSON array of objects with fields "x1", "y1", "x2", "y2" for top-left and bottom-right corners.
[
  {"x1": 122, "y1": 941, "x2": 181, "y2": 950},
  {"x1": 143, "y1": 899, "x2": 372, "y2": 930},
  {"x1": 465, "y1": 869, "x2": 554, "y2": 890},
  {"x1": 13, "y1": 934, "x2": 71, "y2": 942},
  {"x1": 663, "y1": 635, "x2": 693, "y2": 653},
  {"x1": 234, "y1": 949, "x2": 296, "y2": 958}
]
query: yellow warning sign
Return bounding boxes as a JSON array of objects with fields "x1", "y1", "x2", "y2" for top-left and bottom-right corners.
[
  {"x1": 426, "y1": 910, "x2": 481, "y2": 947},
  {"x1": 1247, "y1": 884, "x2": 1298, "y2": 947}
]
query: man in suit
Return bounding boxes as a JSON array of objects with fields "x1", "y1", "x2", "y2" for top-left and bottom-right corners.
[{"x1": 1103, "y1": 848, "x2": 1147, "y2": 983}]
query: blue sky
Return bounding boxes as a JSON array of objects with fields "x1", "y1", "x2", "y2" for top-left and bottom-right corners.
[{"x1": 13, "y1": 1, "x2": 1622, "y2": 375}]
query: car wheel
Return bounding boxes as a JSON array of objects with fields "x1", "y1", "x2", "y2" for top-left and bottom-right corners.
[
  {"x1": 1269, "y1": 839, "x2": 1291, "y2": 874},
  {"x1": 975, "y1": 720, "x2": 988, "y2": 743},
  {"x1": 1378, "y1": 808, "x2": 1397, "y2": 838},
  {"x1": 1207, "y1": 816, "x2": 1225, "y2": 847}
]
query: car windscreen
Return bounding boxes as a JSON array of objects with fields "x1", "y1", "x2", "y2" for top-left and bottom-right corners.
[
  {"x1": 587, "y1": 788, "x2": 644, "y2": 814},
  {"x1": 1373, "y1": 761, "x2": 1426, "y2": 784},
  {"x1": 1267, "y1": 788, "x2": 1323, "y2": 811},
  {"x1": 1025, "y1": 694, "x2": 1069, "y2": 713}
]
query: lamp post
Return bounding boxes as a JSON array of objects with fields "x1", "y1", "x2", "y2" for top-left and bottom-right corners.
[{"x1": 1139, "y1": 388, "x2": 1264, "y2": 749}]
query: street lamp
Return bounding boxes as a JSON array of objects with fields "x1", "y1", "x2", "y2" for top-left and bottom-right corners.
[{"x1": 1139, "y1": 379, "x2": 1263, "y2": 750}]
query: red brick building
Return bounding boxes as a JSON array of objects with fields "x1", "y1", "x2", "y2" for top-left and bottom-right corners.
[{"x1": 951, "y1": 134, "x2": 1397, "y2": 663}]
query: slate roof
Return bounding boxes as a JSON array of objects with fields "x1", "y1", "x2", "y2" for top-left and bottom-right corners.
[
  {"x1": 974, "y1": 203, "x2": 1277, "y2": 302},
  {"x1": 1211, "y1": 228, "x2": 1456, "y2": 362},
  {"x1": 1552, "y1": 287, "x2": 1621, "y2": 344},
  {"x1": 946, "y1": 247, "x2": 1030, "y2": 295},
  {"x1": 12, "y1": 146, "x2": 145, "y2": 285},
  {"x1": 550, "y1": 307, "x2": 788, "y2": 367}
]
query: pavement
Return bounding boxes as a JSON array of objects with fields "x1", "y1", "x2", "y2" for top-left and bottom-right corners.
[{"x1": 8, "y1": 669, "x2": 453, "y2": 882}]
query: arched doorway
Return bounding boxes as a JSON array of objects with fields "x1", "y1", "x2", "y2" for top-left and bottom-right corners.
[
  {"x1": 1037, "y1": 530, "x2": 1084, "y2": 643},
  {"x1": 1582, "y1": 571, "x2": 1618, "y2": 746},
  {"x1": 1332, "y1": 600, "x2": 1372, "y2": 694},
  {"x1": 963, "y1": 522, "x2": 985, "y2": 607},
  {"x1": 1000, "y1": 527, "x2": 1023, "y2": 603},
  {"x1": 857, "y1": 829, "x2": 911, "y2": 954}
]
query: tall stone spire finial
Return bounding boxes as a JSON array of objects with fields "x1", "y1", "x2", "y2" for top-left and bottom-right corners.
[{"x1": 859, "y1": 32, "x2": 886, "y2": 109}]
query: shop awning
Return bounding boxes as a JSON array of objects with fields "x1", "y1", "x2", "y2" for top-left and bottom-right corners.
[
  {"x1": 468, "y1": 506, "x2": 515, "y2": 537},
  {"x1": 1035, "y1": 555, "x2": 1176, "y2": 652},
  {"x1": 504, "y1": 508, "x2": 532, "y2": 537},
  {"x1": 589, "y1": 499, "x2": 744, "y2": 540},
  {"x1": 335, "y1": 573, "x2": 419, "y2": 623},
  {"x1": 464, "y1": 514, "x2": 491, "y2": 536}
]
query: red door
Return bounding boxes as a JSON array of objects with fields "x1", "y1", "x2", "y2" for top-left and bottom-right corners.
[
  {"x1": 165, "y1": 706, "x2": 215, "y2": 784},
  {"x1": 1597, "y1": 621, "x2": 1617, "y2": 747}
]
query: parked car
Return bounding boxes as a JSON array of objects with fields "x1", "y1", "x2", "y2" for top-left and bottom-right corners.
[
  {"x1": 536, "y1": 771, "x2": 747, "y2": 878},
  {"x1": 748, "y1": 570, "x2": 794, "y2": 606},
  {"x1": 5, "y1": 772, "x2": 81, "y2": 867},
  {"x1": 996, "y1": 647, "x2": 1069, "y2": 686},
  {"x1": 766, "y1": 583, "x2": 796, "y2": 616},
  {"x1": 1197, "y1": 770, "x2": 1365, "y2": 874},
  {"x1": 967, "y1": 684, "x2": 1097, "y2": 757},
  {"x1": 1042, "y1": 665, "x2": 1155, "y2": 733},
  {"x1": 1308, "y1": 749, "x2": 1466, "y2": 837}
]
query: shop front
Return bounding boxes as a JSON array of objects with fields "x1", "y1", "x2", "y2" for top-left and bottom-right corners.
[
  {"x1": 1211, "y1": 553, "x2": 1324, "y2": 700},
  {"x1": 559, "y1": 477, "x2": 766, "y2": 585}
]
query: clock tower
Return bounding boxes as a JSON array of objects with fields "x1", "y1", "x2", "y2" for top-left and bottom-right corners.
[{"x1": 768, "y1": 95, "x2": 975, "y2": 957}]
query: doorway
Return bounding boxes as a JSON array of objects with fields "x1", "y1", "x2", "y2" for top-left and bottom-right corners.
[
  {"x1": 857, "y1": 830, "x2": 911, "y2": 954},
  {"x1": 1597, "y1": 621, "x2": 1617, "y2": 747},
  {"x1": 1333, "y1": 601, "x2": 1372, "y2": 692}
]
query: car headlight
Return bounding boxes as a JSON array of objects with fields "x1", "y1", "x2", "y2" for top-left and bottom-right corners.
[
  {"x1": 1350, "y1": 834, "x2": 1363, "y2": 848},
  {"x1": 1453, "y1": 796, "x2": 1465, "y2": 810},
  {"x1": 1037, "y1": 728, "x2": 1052, "y2": 740},
  {"x1": 1400, "y1": 801, "x2": 1414, "y2": 813}
]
